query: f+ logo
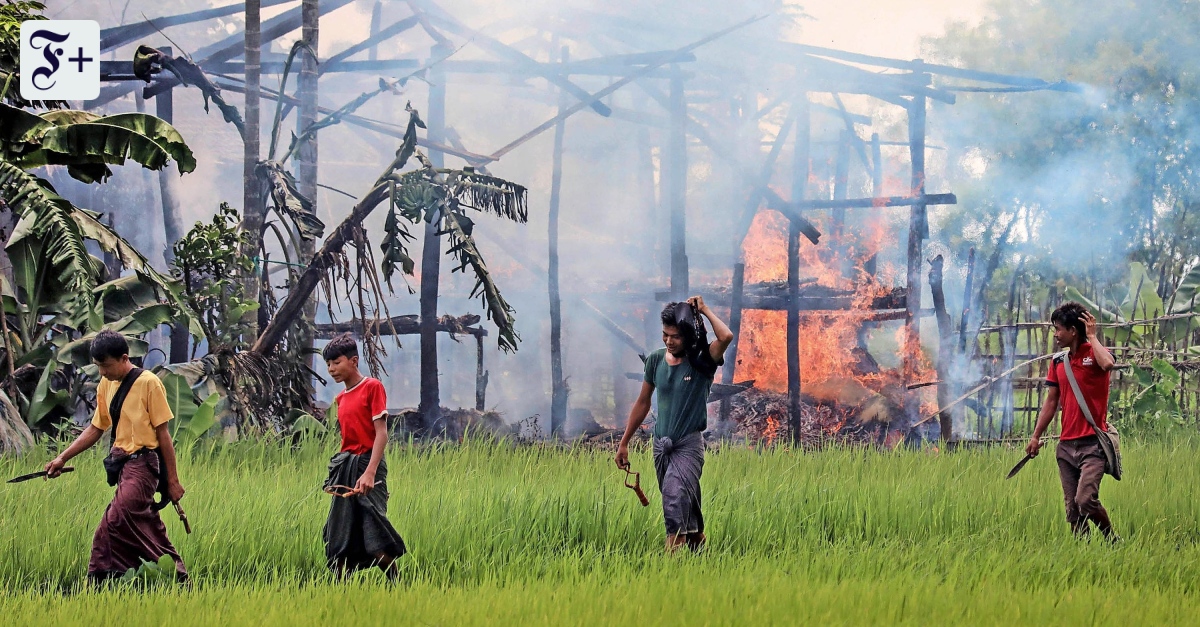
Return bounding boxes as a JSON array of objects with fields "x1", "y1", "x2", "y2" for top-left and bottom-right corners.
[{"x1": 20, "y1": 21, "x2": 100, "y2": 100}]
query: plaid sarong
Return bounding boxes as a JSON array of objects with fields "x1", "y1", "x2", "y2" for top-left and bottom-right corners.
[{"x1": 652, "y1": 431, "x2": 705, "y2": 536}]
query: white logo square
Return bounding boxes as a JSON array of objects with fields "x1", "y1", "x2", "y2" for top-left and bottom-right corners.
[{"x1": 20, "y1": 20, "x2": 100, "y2": 101}]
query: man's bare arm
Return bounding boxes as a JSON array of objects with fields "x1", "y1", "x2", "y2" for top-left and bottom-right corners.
[
  {"x1": 155, "y1": 423, "x2": 185, "y2": 502},
  {"x1": 615, "y1": 382, "x2": 654, "y2": 469},
  {"x1": 690, "y1": 296, "x2": 733, "y2": 362},
  {"x1": 355, "y1": 415, "x2": 389, "y2": 495},
  {"x1": 45, "y1": 425, "x2": 104, "y2": 478},
  {"x1": 1083, "y1": 312, "x2": 1116, "y2": 371},
  {"x1": 1025, "y1": 386, "x2": 1060, "y2": 456}
]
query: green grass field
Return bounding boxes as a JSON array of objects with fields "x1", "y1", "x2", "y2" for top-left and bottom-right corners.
[{"x1": 3, "y1": 437, "x2": 1200, "y2": 625}]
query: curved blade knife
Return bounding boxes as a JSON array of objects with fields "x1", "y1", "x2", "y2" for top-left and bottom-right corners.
[
  {"x1": 1006, "y1": 454, "x2": 1034, "y2": 480},
  {"x1": 7, "y1": 467, "x2": 74, "y2": 483}
]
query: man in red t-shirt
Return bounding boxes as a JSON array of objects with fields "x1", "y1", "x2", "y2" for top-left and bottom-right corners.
[
  {"x1": 1025, "y1": 302, "x2": 1118, "y2": 540},
  {"x1": 321, "y1": 334, "x2": 406, "y2": 579}
]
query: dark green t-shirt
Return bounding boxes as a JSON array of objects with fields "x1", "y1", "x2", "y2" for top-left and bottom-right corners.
[{"x1": 644, "y1": 345, "x2": 723, "y2": 442}]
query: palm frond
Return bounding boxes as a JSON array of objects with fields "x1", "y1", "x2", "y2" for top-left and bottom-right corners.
[{"x1": 1, "y1": 161, "x2": 98, "y2": 310}]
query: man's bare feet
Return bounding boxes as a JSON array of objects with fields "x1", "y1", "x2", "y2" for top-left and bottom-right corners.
[{"x1": 665, "y1": 534, "x2": 687, "y2": 553}]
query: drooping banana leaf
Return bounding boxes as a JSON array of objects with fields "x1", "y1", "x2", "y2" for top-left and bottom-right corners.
[
  {"x1": 133, "y1": 46, "x2": 245, "y2": 137},
  {"x1": 448, "y1": 167, "x2": 529, "y2": 224},
  {"x1": 26, "y1": 359, "x2": 69, "y2": 427},
  {"x1": 73, "y1": 208, "x2": 202, "y2": 336},
  {"x1": 442, "y1": 210, "x2": 519, "y2": 352},
  {"x1": 256, "y1": 160, "x2": 324, "y2": 240},
  {"x1": 36, "y1": 112, "x2": 197, "y2": 179}
]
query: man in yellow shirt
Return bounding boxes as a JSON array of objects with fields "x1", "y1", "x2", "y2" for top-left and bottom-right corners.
[{"x1": 44, "y1": 331, "x2": 187, "y2": 582}]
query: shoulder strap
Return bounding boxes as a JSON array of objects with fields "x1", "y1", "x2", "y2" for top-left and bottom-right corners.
[
  {"x1": 107, "y1": 367, "x2": 144, "y2": 448},
  {"x1": 1060, "y1": 356, "x2": 1102, "y2": 435}
]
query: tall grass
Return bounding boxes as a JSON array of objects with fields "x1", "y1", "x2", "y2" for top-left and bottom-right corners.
[{"x1": 3, "y1": 437, "x2": 1200, "y2": 624}]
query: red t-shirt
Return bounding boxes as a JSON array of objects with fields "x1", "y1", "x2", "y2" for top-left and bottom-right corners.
[
  {"x1": 1046, "y1": 343, "x2": 1110, "y2": 441},
  {"x1": 335, "y1": 377, "x2": 387, "y2": 454}
]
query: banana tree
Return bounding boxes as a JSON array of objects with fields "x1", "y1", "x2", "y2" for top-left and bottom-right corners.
[{"x1": 0, "y1": 102, "x2": 202, "y2": 436}]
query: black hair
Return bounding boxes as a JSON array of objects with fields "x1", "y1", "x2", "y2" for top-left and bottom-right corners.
[
  {"x1": 661, "y1": 302, "x2": 712, "y2": 372},
  {"x1": 322, "y1": 333, "x2": 359, "y2": 362},
  {"x1": 89, "y1": 330, "x2": 129, "y2": 362},
  {"x1": 1050, "y1": 301, "x2": 1088, "y2": 338}
]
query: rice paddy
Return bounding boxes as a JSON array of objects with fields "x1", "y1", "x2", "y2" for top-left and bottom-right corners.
[{"x1": 3, "y1": 437, "x2": 1199, "y2": 625}]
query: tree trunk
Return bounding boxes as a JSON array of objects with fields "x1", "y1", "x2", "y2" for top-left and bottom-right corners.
[
  {"x1": 239, "y1": 0, "x2": 265, "y2": 340},
  {"x1": 294, "y1": 0, "x2": 320, "y2": 374},
  {"x1": 419, "y1": 42, "x2": 450, "y2": 431},
  {"x1": 252, "y1": 184, "x2": 390, "y2": 355},
  {"x1": 548, "y1": 46, "x2": 569, "y2": 437},
  {"x1": 151, "y1": 73, "x2": 190, "y2": 363}
]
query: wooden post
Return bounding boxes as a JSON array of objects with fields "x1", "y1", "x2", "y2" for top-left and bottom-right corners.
[
  {"x1": 928, "y1": 255, "x2": 953, "y2": 442},
  {"x1": 667, "y1": 66, "x2": 688, "y2": 299},
  {"x1": 368, "y1": 1, "x2": 382, "y2": 62},
  {"x1": 865, "y1": 132, "x2": 882, "y2": 276},
  {"x1": 788, "y1": 98, "x2": 811, "y2": 443},
  {"x1": 903, "y1": 84, "x2": 928, "y2": 426},
  {"x1": 549, "y1": 46, "x2": 570, "y2": 437},
  {"x1": 475, "y1": 333, "x2": 487, "y2": 411},
  {"x1": 153, "y1": 66, "x2": 189, "y2": 364},
  {"x1": 832, "y1": 129, "x2": 851, "y2": 246},
  {"x1": 295, "y1": 0, "x2": 320, "y2": 375},
  {"x1": 719, "y1": 262, "x2": 745, "y2": 424},
  {"x1": 419, "y1": 42, "x2": 451, "y2": 431}
]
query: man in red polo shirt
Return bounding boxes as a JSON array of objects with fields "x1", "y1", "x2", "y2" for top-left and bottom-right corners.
[{"x1": 1025, "y1": 302, "x2": 1118, "y2": 540}]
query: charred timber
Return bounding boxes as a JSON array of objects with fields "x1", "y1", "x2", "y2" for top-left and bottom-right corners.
[
  {"x1": 314, "y1": 314, "x2": 486, "y2": 339},
  {"x1": 657, "y1": 283, "x2": 907, "y2": 312},
  {"x1": 777, "y1": 193, "x2": 955, "y2": 212}
]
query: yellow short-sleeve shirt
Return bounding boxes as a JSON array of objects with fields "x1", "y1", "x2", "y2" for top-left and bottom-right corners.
[{"x1": 91, "y1": 371, "x2": 174, "y2": 453}]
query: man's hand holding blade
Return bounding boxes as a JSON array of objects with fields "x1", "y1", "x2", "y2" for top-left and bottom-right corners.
[
  {"x1": 1025, "y1": 436, "x2": 1043, "y2": 457},
  {"x1": 44, "y1": 456, "x2": 68, "y2": 479}
]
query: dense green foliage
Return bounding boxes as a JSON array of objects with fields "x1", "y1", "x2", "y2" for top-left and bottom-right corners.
[{"x1": 1, "y1": 439, "x2": 1199, "y2": 624}]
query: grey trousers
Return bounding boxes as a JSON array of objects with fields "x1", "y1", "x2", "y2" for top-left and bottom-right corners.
[{"x1": 653, "y1": 431, "x2": 705, "y2": 535}]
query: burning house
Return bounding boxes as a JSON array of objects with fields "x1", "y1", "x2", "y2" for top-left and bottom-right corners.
[{"x1": 77, "y1": 1, "x2": 1082, "y2": 444}]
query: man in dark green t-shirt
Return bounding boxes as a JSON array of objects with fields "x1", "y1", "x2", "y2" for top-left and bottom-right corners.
[{"x1": 615, "y1": 296, "x2": 733, "y2": 552}]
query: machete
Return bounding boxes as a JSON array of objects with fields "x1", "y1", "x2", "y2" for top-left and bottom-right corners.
[
  {"x1": 1006, "y1": 454, "x2": 1035, "y2": 479},
  {"x1": 7, "y1": 467, "x2": 75, "y2": 483}
]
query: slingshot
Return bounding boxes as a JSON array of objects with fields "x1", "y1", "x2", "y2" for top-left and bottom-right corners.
[
  {"x1": 624, "y1": 468, "x2": 649, "y2": 507},
  {"x1": 324, "y1": 481, "x2": 383, "y2": 498}
]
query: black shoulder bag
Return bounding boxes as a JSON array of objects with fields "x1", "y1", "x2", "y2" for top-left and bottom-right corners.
[{"x1": 100, "y1": 369, "x2": 172, "y2": 509}]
